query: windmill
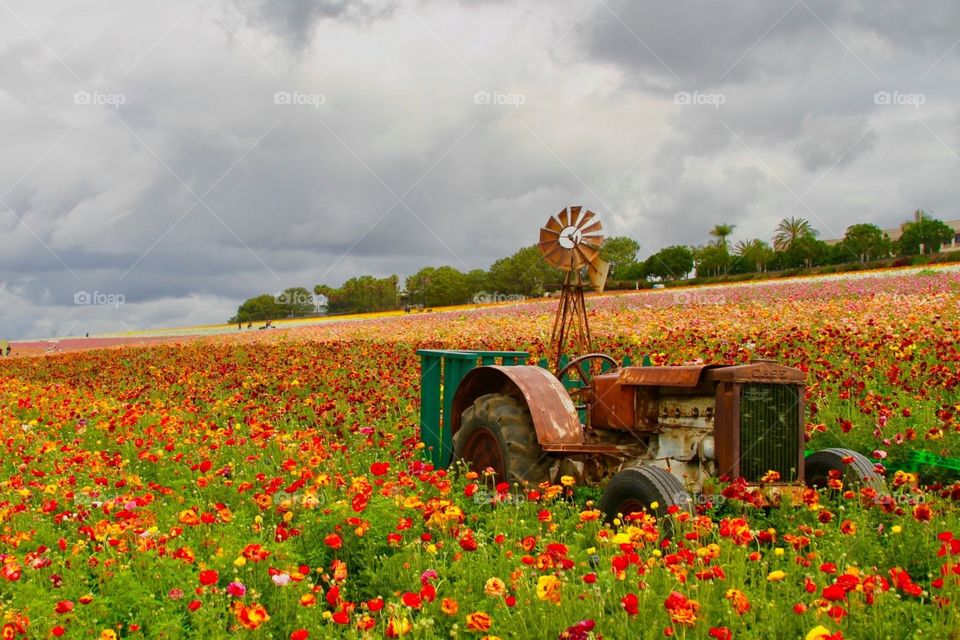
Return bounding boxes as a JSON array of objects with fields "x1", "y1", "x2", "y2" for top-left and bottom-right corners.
[{"x1": 538, "y1": 206, "x2": 609, "y2": 372}]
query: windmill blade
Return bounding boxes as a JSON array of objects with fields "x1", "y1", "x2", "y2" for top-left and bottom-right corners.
[
  {"x1": 557, "y1": 207, "x2": 570, "y2": 228},
  {"x1": 539, "y1": 227, "x2": 560, "y2": 244},
  {"x1": 575, "y1": 242, "x2": 600, "y2": 265},
  {"x1": 543, "y1": 215, "x2": 563, "y2": 233},
  {"x1": 568, "y1": 205, "x2": 582, "y2": 227},
  {"x1": 578, "y1": 209, "x2": 596, "y2": 227},
  {"x1": 580, "y1": 233, "x2": 604, "y2": 247},
  {"x1": 579, "y1": 220, "x2": 603, "y2": 237},
  {"x1": 555, "y1": 248, "x2": 574, "y2": 271},
  {"x1": 538, "y1": 241, "x2": 568, "y2": 268}
]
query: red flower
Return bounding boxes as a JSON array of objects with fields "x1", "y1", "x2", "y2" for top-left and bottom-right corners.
[
  {"x1": 621, "y1": 593, "x2": 639, "y2": 616},
  {"x1": 54, "y1": 601, "x2": 74, "y2": 614},
  {"x1": 290, "y1": 631, "x2": 309, "y2": 640},
  {"x1": 822, "y1": 583, "x2": 847, "y2": 602},
  {"x1": 370, "y1": 462, "x2": 390, "y2": 476},
  {"x1": 324, "y1": 534, "x2": 343, "y2": 550},
  {"x1": 709, "y1": 627, "x2": 733, "y2": 640},
  {"x1": 199, "y1": 569, "x2": 219, "y2": 586}
]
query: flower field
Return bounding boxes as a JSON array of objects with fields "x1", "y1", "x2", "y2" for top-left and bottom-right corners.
[{"x1": 1, "y1": 269, "x2": 960, "y2": 639}]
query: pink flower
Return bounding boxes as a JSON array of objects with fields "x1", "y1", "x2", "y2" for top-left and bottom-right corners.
[
  {"x1": 227, "y1": 581, "x2": 247, "y2": 597},
  {"x1": 272, "y1": 573, "x2": 291, "y2": 587}
]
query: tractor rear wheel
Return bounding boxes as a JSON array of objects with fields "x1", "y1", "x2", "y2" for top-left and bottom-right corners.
[
  {"x1": 600, "y1": 466, "x2": 693, "y2": 534},
  {"x1": 452, "y1": 393, "x2": 551, "y2": 486},
  {"x1": 805, "y1": 448, "x2": 888, "y2": 498}
]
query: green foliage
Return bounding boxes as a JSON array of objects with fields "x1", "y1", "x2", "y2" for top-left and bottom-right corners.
[
  {"x1": 316, "y1": 275, "x2": 400, "y2": 314},
  {"x1": 734, "y1": 239, "x2": 775, "y2": 273},
  {"x1": 839, "y1": 223, "x2": 893, "y2": 263},
  {"x1": 487, "y1": 245, "x2": 560, "y2": 296},
  {"x1": 230, "y1": 294, "x2": 283, "y2": 323},
  {"x1": 897, "y1": 215, "x2": 955, "y2": 255},
  {"x1": 643, "y1": 245, "x2": 693, "y2": 281},
  {"x1": 772, "y1": 235, "x2": 831, "y2": 269},
  {"x1": 405, "y1": 266, "x2": 472, "y2": 307},
  {"x1": 693, "y1": 243, "x2": 732, "y2": 277},
  {"x1": 773, "y1": 217, "x2": 818, "y2": 251},
  {"x1": 709, "y1": 223, "x2": 736, "y2": 248},
  {"x1": 600, "y1": 236, "x2": 640, "y2": 279}
]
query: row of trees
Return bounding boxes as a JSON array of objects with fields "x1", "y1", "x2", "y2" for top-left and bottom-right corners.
[
  {"x1": 635, "y1": 214, "x2": 955, "y2": 280},
  {"x1": 229, "y1": 212, "x2": 956, "y2": 320}
]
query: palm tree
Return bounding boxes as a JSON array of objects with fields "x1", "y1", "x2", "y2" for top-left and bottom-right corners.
[
  {"x1": 709, "y1": 223, "x2": 736, "y2": 248},
  {"x1": 735, "y1": 239, "x2": 774, "y2": 272},
  {"x1": 773, "y1": 217, "x2": 817, "y2": 251}
]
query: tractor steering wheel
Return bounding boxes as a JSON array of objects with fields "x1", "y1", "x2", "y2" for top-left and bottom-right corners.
[{"x1": 556, "y1": 353, "x2": 620, "y2": 411}]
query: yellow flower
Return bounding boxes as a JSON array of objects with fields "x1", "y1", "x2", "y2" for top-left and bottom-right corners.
[
  {"x1": 805, "y1": 625, "x2": 833, "y2": 640},
  {"x1": 891, "y1": 525, "x2": 902, "y2": 534},
  {"x1": 767, "y1": 570, "x2": 786, "y2": 582},
  {"x1": 536, "y1": 575, "x2": 562, "y2": 605},
  {"x1": 560, "y1": 475, "x2": 576, "y2": 487}
]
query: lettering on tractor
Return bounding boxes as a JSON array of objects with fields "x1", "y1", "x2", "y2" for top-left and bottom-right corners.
[{"x1": 418, "y1": 207, "x2": 888, "y2": 526}]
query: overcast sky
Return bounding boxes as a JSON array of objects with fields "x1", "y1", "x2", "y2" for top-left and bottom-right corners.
[{"x1": 1, "y1": 0, "x2": 958, "y2": 339}]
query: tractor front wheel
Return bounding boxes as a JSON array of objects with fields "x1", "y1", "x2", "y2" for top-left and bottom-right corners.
[
  {"x1": 600, "y1": 466, "x2": 693, "y2": 534},
  {"x1": 452, "y1": 393, "x2": 551, "y2": 486},
  {"x1": 804, "y1": 448, "x2": 888, "y2": 498}
]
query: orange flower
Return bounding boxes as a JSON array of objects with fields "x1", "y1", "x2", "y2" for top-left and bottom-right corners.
[
  {"x1": 913, "y1": 504, "x2": 932, "y2": 522},
  {"x1": 579, "y1": 509, "x2": 601, "y2": 522},
  {"x1": 724, "y1": 588, "x2": 751, "y2": 615},
  {"x1": 465, "y1": 612, "x2": 492, "y2": 633},
  {"x1": 484, "y1": 577, "x2": 506, "y2": 598},
  {"x1": 664, "y1": 591, "x2": 700, "y2": 627},
  {"x1": 441, "y1": 598, "x2": 459, "y2": 615},
  {"x1": 233, "y1": 602, "x2": 270, "y2": 630},
  {"x1": 760, "y1": 470, "x2": 781, "y2": 483},
  {"x1": 242, "y1": 544, "x2": 271, "y2": 562}
]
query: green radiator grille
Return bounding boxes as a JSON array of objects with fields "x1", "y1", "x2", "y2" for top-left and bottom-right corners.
[{"x1": 739, "y1": 384, "x2": 800, "y2": 482}]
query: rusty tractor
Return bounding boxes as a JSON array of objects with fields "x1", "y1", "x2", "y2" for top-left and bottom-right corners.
[{"x1": 419, "y1": 351, "x2": 887, "y2": 523}]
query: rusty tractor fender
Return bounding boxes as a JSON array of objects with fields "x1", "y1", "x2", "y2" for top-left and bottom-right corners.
[{"x1": 450, "y1": 365, "x2": 583, "y2": 446}]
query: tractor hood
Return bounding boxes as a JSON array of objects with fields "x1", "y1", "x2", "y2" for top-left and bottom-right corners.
[{"x1": 618, "y1": 360, "x2": 805, "y2": 387}]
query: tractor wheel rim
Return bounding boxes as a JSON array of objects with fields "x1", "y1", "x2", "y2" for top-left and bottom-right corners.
[
  {"x1": 618, "y1": 499, "x2": 649, "y2": 518},
  {"x1": 462, "y1": 427, "x2": 506, "y2": 483}
]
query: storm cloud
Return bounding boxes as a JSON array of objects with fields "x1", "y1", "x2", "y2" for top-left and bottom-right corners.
[{"x1": 0, "y1": 0, "x2": 957, "y2": 338}]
